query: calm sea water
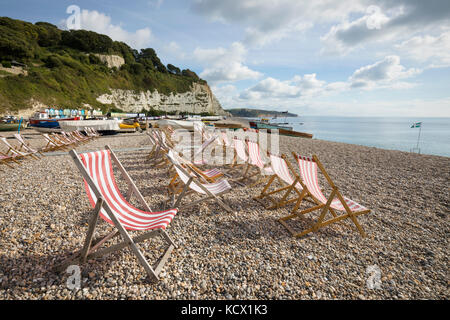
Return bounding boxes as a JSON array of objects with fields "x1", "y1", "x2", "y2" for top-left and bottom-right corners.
[{"x1": 269, "y1": 116, "x2": 450, "y2": 157}]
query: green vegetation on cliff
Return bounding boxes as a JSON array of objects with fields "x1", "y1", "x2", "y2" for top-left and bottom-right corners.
[
  {"x1": 226, "y1": 108, "x2": 297, "y2": 118},
  {"x1": 0, "y1": 17, "x2": 206, "y2": 113}
]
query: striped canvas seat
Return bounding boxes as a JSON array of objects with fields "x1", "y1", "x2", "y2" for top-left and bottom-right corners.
[
  {"x1": 277, "y1": 152, "x2": 371, "y2": 238},
  {"x1": 248, "y1": 140, "x2": 273, "y2": 175},
  {"x1": 270, "y1": 154, "x2": 302, "y2": 190},
  {"x1": 61, "y1": 146, "x2": 177, "y2": 281},
  {"x1": 234, "y1": 138, "x2": 248, "y2": 162},
  {"x1": 14, "y1": 134, "x2": 41, "y2": 155},
  {"x1": 80, "y1": 150, "x2": 177, "y2": 231},
  {"x1": 296, "y1": 155, "x2": 367, "y2": 212},
  {"x1": 202, "y1": 168, "x2": 223, "y2": 178},
  {"x1": 171, "y1": 158, "x2": 231, "y2": 195},
  {"x1": 0, "y1": 137, "x2": 31, "y2": 159},
  {"x1": 166, "y1": 150, "x2": 233, "y2": 212}
]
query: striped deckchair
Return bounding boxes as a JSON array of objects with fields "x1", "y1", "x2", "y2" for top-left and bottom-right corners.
[
  {"x1": 242, "y1": 140, "x2": 274, "y2": 185},
  {"x1": 61, "y1": 131, "x2": 82, "y2": 146},
  {"x1": 166, "y1": 150, "x2": 233, "y2": 213},
  {"x1": 72, "y1": 130, "x2": 92, "y2": 143},
  {"x1": 0, "y1": 151, "x2": 19, "y2": 168},
  {"x1": 278, "y1": 153, "x2": 371, "y2": 238},
  {"x1": 55, "y1": 146, "x2": 178, "y2": 281},
  {"x1": 176, "y1": 134, "x2": 218, "y2": 166},
  {"x1": 254, "y1": 153, "x2": 308, "y2": 209},
  {"x1": 41, "y1": 134, "x2": 69, "y2": 152},
  {"x1": 14, "y1": 134, "x2": 43, "y2": 157},
  {"x1": 85, "y1": 127, "x2": 100, "y2": 139},
  {"x1": 50, "y1": 133, "x2": 76, "y2": 149},
  {"x1": 0, "y1": 137, "x2": 37, "y2": 160},
  {"x1": 169, "y1": 149, "x2": 224, "y2": 183}
]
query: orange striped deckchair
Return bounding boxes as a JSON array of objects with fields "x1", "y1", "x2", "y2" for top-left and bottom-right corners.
[
  {"x1": 278, "y1": 153, "x2": 371, "y2": 238},
  {"x1": 55, "y1": 146, "x2": 178, "y2": 281}
]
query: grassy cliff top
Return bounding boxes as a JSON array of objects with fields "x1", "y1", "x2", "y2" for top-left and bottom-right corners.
[{"x1": 0, "y1": 17, "x2": 206, "y2": 114}]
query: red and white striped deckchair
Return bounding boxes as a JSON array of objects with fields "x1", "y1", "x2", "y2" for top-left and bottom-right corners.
[
  {"x1": 55, "y1": 146, "x2": 178, "y2": 281},
  {"x1": 14, "y1": 134, "x2": 44, "y2": 157},
  {"x1": 85, "y1": 127, "x2": 100, "y2": 139},
  {"x1": 51, "y1": 133, "x2": 76, "y2": 149},
  {"x1": 170, "y1": 149, "x2": 224, "y2": 183},
  {"x1": 176, "y1": 134, "x2": 218, "y2": 166},
  {"x1": 254, "y1": 153, "x2": 308, "y2": 209},
  {"x1": 0, "y1": 151, "x2": 19, "y2": 168},
  {"x1": 242, "y1": 140, "x2": 274, "y2": 185},
  {"x1": 41, "y1": 133, "x2": 68, "y2": 152},
  {"x1": 166, "y1": 150, "x2": 233, "y2": 213},
  {"x1": 0, "y1": 137, "x2": 37, "y2": 160},
  {"x1": 72, "y1": 130, "x2": 92, "y2": 143},
  {"x1": 61, "y1": 131, "x2": 82, "y2": 146},
  {"x1": 278, "y1": 153, "x2": 371, "y2": 238}
]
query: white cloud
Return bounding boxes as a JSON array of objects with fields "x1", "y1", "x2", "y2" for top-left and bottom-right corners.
[
  {"x1": 162, "y1": 41, "x2": 186, "y2": 60},
  {"x1": 192, "y1": 0, "x2": 367, "y2": 47},
  {"x1": 395, "y1": 31, "x2": 450, "y2": 68},
  {"x1": 321, "y1": 0, "x2": 450, "y2": 55},
  {"x1": 349, "y1": 55, "x2": 421, "y2": 89},
  {"x1": 239, "y1": 73, "x2": 327, "y2": 100},
  {"x1": 227, "y1": 56, "x2": 421, "y2": 110},
  {"x1": 193, "y1": 42, "x2": 262, "y2": 83},
  {"x1": 148, "y1": 0, "x2": 164, "y2": 9},
  {"x1": 76, "y1": 10, "x2": 152, "y2": 49}
]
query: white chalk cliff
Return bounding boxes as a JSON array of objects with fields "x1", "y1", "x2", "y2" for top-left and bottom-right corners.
[{"x1": 97, "y1": 82, "x2": 228, "y2": 115}]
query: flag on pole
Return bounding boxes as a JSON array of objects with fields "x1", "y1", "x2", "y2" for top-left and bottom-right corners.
[{"x1": 411, "y1": 122, "x2": 422, "y2": 128}]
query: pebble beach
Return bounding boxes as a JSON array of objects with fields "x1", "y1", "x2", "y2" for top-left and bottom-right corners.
[{"x1": 0, "y1": 129, "x2": 448, "y2": 300}]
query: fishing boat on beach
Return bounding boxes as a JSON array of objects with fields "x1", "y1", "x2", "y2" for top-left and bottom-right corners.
[{"x1": 28, "y1": 111, "x2": 80, "y2": 129}]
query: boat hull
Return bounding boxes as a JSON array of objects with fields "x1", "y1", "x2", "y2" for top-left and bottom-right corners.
[{"x1": 249, "y1": 121, "x2": 293, "y2": 131}]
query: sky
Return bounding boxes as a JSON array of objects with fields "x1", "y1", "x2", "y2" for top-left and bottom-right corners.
[{"x1": 1, "y1": 0, "x2": 450, "y2": 117}]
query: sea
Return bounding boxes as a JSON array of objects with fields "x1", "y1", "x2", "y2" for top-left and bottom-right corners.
[{"x1": 268, "y1": 116, "x2": 450, "y2": 158}]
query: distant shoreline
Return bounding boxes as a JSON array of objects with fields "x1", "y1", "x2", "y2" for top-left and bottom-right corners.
[{"x1": 226, "y1": 108, "x2": 298, "y2": 118}]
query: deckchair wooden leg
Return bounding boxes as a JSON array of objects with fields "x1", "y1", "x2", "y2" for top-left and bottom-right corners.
[
  {"x1": 80, "y1": 198, "x2": 103, "y2": 263},
  {"x1": 174, "y1": 177, "x2": 193, "y2": 208},
  {"x1": 255, "y1": 175, "x2": 275, "y2": 199},
  {"x1": 313, "y1": 189, "x2": 336, "y2": 232},
  {"x1": 336, "y1": 191, "x2": 367, "y2": 237}
]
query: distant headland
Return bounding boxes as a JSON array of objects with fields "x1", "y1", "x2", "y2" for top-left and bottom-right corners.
[{"x1": 226, "y1": 108, "x2": 298, "y2": 118}]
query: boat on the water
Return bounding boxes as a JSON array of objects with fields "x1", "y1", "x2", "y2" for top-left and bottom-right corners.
[
  {"x1": 248, "y1": 118, "x2": 312, "y2": 138},
  {"x1": 249, "y1": 118, "x2": 293, "y2": 130}
]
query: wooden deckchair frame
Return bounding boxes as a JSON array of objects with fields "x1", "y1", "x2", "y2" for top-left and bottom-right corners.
[
  {"x1": 167, "y1": 157, "x2": 233, "y2": 213},
  {"x1": 278, "y1": 153, "x2": 370, "y2": 238},
  {"x1": 254, "y1": 153, "x2": 313, "y2": 210},
  {"x1": 14, "y1": 134, "x2": 44, "y2": 157},
  {"x1": 0, "y1": 137, "x2": 38, "y2": 160},
  {"x1": 0, "y1": 151, "x2": 20, "y2": 168},
  {"x1": 54, "y1": 145, "x2": 177, "y2": 282},
  {"x1": 41, "y1": 134, "x2": 67, "y2": 152}
]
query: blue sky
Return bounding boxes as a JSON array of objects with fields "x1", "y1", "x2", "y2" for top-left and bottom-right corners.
[{"x1": 1, "y1": 0, "x2": 450, "y2": 116}]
